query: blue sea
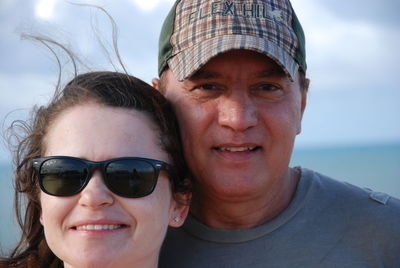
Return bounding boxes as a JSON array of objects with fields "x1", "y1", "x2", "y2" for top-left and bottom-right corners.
[{"x1": 1, "y1": 144, "x2": 399, "y2": 254}]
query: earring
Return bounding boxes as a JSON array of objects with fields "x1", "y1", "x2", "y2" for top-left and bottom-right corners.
[{"x1": 174, "y1": 216, "x2": 180, "y2": 222}]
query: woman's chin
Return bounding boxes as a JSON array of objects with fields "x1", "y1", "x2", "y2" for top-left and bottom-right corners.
[
  {"x1": 63, "y1": 258, "x2": 115, "y2": 268},
  {"x1": 60, "y1": 249, "x2": 120, "y2": 268}
]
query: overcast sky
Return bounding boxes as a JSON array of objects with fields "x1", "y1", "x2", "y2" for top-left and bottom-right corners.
[{"x1": 1, "y1": 0, "x2": 399, "y2": 162}]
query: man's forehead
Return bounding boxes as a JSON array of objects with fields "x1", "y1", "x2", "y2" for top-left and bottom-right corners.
[{"x1": 187, "y1": 49, "x2": 287, "y2": 80}]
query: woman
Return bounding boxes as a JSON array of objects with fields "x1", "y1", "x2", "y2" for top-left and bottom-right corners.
[{"x1": 1, "y1": 71, "x2": 191, "y2": 268}]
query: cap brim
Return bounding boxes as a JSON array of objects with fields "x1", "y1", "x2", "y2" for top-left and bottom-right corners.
[{"x1": 168, "y1": 35, "x2": 299, "y2": 82}]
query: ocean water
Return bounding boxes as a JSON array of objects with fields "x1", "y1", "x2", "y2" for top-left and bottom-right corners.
[
  {"x1": 290, "y1": 143, "x2": 400, "y2": 198},
  {"x1": 0, "y1": 162, "x2": 19, "y2": 255},
  {"x1": 1, "y1": 144, "x2": 399, "y2": 254}
]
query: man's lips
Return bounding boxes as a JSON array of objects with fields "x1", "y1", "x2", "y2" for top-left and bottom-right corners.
[
  {"x1": 211, "y1": 144, "x2": 261, "y2": 162},
  {"x1": 212, "y1": 144, "x2": 261, "y2": 152},
  {"x1": 214, "y1": 146, "x2": 259, "y2": 152}
]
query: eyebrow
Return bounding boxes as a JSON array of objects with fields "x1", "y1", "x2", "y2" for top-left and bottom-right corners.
[
  {"x1": 189, "y1": 70, "x2": 221, "y2": 81},
  {"x1": 188, "y1": 66, "x2": 286, "y2": 81},
  {"x1": 256, "y1": 68, "x2": 286, "y2": 78}
]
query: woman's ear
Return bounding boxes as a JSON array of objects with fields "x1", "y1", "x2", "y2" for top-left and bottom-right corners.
[
  {"x1": 39, "y1": 194, "x2": 44, "y2": 225},
  {"x1": 168, "y1": 191, "x2": 191, "y2": 227}
]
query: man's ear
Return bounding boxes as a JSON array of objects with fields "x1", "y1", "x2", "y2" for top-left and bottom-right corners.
[
  {"x1": 151, "y1": 78, "x2": 160, "y2": 90},
  {"x1": 301, "y1": 78, "x2": 309, "y2": 116},
  {"x1": 297, "y1": 78, "x2": 309, "y2": 134}
]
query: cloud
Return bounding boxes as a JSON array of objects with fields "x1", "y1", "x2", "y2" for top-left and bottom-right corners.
[
  {"x1": 323, "y1": 0, "x2": 400, "y2": 28},
  {"x1": 292, "y1": 0, "x2": 400, "y2": 95},
  {"x1": 299, "y1": 84, "x2": 400, "y2": 142},
  {"x1": 0, "y1": 0, "x2": 399, "y2": 152},
  {"x1": 0, "y1": 73, "x2": 55, "y2": 109},
  {"x1": 35, "y1": 0, "x2": 57, "y2": 20},
  {"x1": 130, "y1": 0, "x2": 174, "y2": 11}
]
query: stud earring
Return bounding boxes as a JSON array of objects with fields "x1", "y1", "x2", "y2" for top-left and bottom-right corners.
[{"x1": 174, "y1": 217, "x2": 180, "y2": 222}]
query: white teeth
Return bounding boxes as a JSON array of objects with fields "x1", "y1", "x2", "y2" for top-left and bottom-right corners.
[
  {"x1": 75, "y1": 224, "x2": 122, "y2": 230},
  {"x1": 219, "y1": 147, "x2": 255, "y2": 152}
]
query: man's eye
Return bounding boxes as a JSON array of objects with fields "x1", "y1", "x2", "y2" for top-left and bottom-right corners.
[
  {"x1": 253, "y1": 83, "x2": 285, "y2": 99},
  {"x1": 195, "y1": 83, "x2": 219, "y2": 91},
  {"x1": 257, "y1": 84, "x2": 280, "y2": 91}
]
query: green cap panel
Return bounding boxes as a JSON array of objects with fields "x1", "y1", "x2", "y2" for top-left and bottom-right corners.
[{"x1": 158, "y1": 0, "x2": 180, "y2": 76}]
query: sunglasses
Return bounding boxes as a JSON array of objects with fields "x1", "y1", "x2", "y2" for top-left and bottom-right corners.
[{"x1": 31, "y1": 156, "x2": 170, "y2": 198}]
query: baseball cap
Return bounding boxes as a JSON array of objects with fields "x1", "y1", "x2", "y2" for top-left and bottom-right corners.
[{"x1": 158, "y1": 0, "x2": 306, "y2": 82}]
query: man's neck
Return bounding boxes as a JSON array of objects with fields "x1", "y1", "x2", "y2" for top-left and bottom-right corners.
[{"x1": 190, "y1": 167, "x2": 301, "y2": 229}]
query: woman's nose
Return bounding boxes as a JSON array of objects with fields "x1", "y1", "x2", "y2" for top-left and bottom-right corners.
[{"x1": 78, "y1": 171, "x2": 114, "y2": 208}]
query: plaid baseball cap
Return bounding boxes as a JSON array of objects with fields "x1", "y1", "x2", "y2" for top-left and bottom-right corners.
[{"x1": 158, "y1": 0, "x2": 306, "y2": 81}]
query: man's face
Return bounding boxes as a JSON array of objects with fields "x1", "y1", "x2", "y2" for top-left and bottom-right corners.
[{"x1": 157, "y1": 50, "x2": 307, "y2": 200}]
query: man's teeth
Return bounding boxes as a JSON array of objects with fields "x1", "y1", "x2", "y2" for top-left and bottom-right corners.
[
  {"x1": 75, "y1": 224, "x2": 122, "y2": 230},
  {"x1": 219, "y1": 147, "x2": 255, "y2": 152}
]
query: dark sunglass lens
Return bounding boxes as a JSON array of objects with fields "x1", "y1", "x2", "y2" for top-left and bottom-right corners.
[
  {"x1": 40, "y1": 158, "x2": 88, "y2": 196},
  {"x1": 106, "y1": 159, "x2": 158, "y2": 197}
]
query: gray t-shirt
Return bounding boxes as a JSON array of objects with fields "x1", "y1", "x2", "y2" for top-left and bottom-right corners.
[{"x1": 159, "y1": 168, "x2": 400, "y2": 267}]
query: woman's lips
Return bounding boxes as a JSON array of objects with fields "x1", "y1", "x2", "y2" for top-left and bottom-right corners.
[
  {"x1": 71, "y1": 219, "x2": 129, "y2": 231},
  {"x1": 73, "y1": 224, "x2": 126, "y2": 231}
]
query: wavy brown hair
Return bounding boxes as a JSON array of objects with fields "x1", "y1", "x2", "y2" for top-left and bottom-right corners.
[{"x1": 1, "y1": 71, "x2": 190, "y2": 268}]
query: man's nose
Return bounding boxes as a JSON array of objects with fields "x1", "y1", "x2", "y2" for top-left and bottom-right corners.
[
  {"x1": 78, "y1": 171, "x2": 114, "y2": 208},
  {"x1": 217, "y1": 92, "x2": 258, "y2": 132}
]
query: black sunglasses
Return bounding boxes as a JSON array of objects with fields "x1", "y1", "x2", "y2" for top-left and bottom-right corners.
[{"x1": 31, "y1": 156, "x2": 170, "y2": 198}]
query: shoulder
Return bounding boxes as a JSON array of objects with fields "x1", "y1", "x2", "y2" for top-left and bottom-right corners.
[
  {"x1": 296, "y1": 169, "x2": 400, "y2": 264},
  {"x1": 302, "y1": 168, "x2": 400, "y2": 206},
  {"x1": 301, "y1": 168, "x2": 400, "y2": 233}
]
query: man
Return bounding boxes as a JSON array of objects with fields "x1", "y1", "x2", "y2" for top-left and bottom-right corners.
[{"x1": 152, "y1": 0, "x2": 400, "y2": 267}]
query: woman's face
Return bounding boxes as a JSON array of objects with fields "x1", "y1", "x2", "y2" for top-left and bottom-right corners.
[{"x1": 40, "y1": 103, "x2": 188, "y2": 268}]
